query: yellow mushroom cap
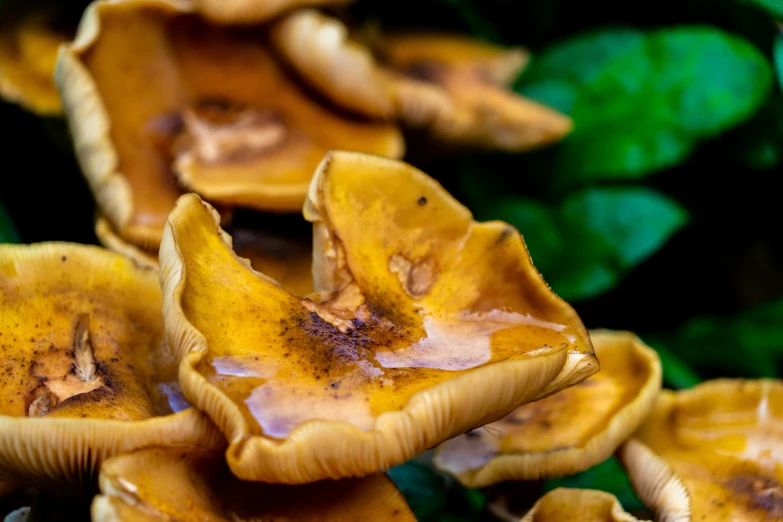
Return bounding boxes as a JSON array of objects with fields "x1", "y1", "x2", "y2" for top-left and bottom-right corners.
[
  {"x1": 92, "y1": 446, "x2": 415, "y2": 521},
  {"x1": 620, "y1": 379, "x2": 783, "y2": 522},
  {"x1": 56, "y1": 0, "x2": 401, "y2": 250},
  {"x1": 0, "y1": 3, "x2": 68, "y2": 115},
  {"x1": 0, "y1": 243, "x2": 222, "y2": 494},
  {"x1": 520, "y1": 488, "x2": 649, "y2": 522},
  {"x1": 96, "y1": 214, "x2": 313, "y2": 296},
  {"x1": 192, "y1": 0, "x2": 353, "y2": 25},
  {"x1": 434, "y1": 330, "x2": 661, "y2": 488},
  {"x1": 380, "y1": 31, "x2": 571, "y2": 151},
  {"x1": 159, "y1": 151, "x2": 595, "y2": 483}
]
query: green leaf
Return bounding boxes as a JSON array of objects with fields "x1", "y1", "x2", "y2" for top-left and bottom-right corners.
[
  {"x1": 387, "y1": 460, "x2": 489, "y2": 522},
  {"x1": 517, "y1": 27, "x2": 773, "y2": 183},
  {"x1": 0, "y1": 201, "x2": 19, "y2": 243},
  {"x1": 746, "y1": 0, "x2": 783, "y2": 18},
  {"x1": 562, "y1": 188, "x2": 688, "y2": 268},
  {"x1": 775, "y1": 32, "x2": 783, "y2": 91},
  {"x1": 492, "y1": 187, "x2": 688, "y2": 301},
  {"x1": 729, "y1": 94, "x2": 783, "y2": 169},
  {"x1": 544, "y1": 457, "x2": 649, "y2": 516},
  {"x1": 388, "y1": 461, "x2": 447, "y2": 520},
  {"x1": 651, "y1": 298, "x2": 783, "y2": 378},
  {"x1": 644, "y1": 340, "x2": 703, "y2": 389}
]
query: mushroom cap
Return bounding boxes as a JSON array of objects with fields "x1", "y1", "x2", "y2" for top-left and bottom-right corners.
[
  {"x1": 192, "y1": 0, "x2": 353, "y2": 25},
  {"x1": 0, "y1": 4, "x2": 66, "y2": 115},
  {"x1": 270, "y1": 9, "x2": 394, "y2": 119},
  {"x1": 0, "y1": 243, "x2": 223, "y2": 494},
  {"x1": 380, "y1": 31, "x2": 571, "y2": 151},
  {"x1": 382, "y1": 32, "x2": 530, "y2": 87},
  {"x1": 56, "y1": 0, "x2": 401, "y2": 250},
  {"x1": 92, "y1": 446, "x2": 415, "y2": 521},
  {"x1": 96, "y1": 214, "x2": 313, "y2": 296},
  {"x1": 159, "y1": 151, "x2": 595, "y2": 483},
  {"x1": 620, "y1": 379, "x2": 783, "y2": 522},
  {"x1": 519, "y1": 488, "x2": 648, "y2": 522},
  {"x1": 434, "y1": 329, "x2": 661, "y2": 488}
]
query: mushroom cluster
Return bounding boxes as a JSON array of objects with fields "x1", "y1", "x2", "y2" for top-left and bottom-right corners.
[
  {"x1": 32, "y1": 0, "x2": 571, "y2": 264},
  {"x1": 2, "y1": 1, "x2": 781, "y2": 521}
]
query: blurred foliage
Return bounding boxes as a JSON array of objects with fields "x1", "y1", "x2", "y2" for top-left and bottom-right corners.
[
  {"x1": 775, "y1": 31, "x2": 783, "y2": 87},
  {"x1": 387, "y1": 460, "x2": 492, "y2": 522},
  {"x1": 471, "y1": 187, "x2": 688, "y2": 301},
  {"x1": 652, "y1": 297, "x2": 783, "y2": 378},
  {"x1": 1, "y1": 0, "x2": 782, "y2": 519},
  {"x1": 748, "y1": 0, "x2": 783, "y2": 17},
  {"x1": 0, "y1": 201, "x2": 18, "y2": 243},
  {"x1": 543, "y1": 457, "x2": 647, "y2": 516},
  {"x1": 517, "y1": 27, "x2": 772, "y2": 183}
]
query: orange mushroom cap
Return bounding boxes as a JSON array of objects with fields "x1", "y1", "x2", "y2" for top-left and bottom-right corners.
[
  {"x1": 268, "y1": 10, "x2": 569, "y2": 154},
  {"x1": 620, "y1": 379, "x2": 783, "y2": 522},
  {"x1": 56, "y1": 0, "x2": 402, "y2": 250},
  {"x1": 0, "y1": 243, "x2": 222, "y2": 494},
  {"x1": 381, "y1": 32, "x2": 571, "y2": 151},
  {"x1": 434, "y1": 330, "x2": 661, "y2": 488},
  {"x1": 159, "y1": 151, "x2": 595, "y2": 483},
  {"x1": 519, "y1": 488, "x2": 649, "y2": 522},
  {"x1": 275, "y1": 16, "x2": 570, "y2": 151},
  {"x1": 92, "y1": 446, "x2": 415, "y2": 521},
  {"x1": 0, "y1": 2, "x2": 69, "y2": 115},
  {"x1": 382, "y1": 32, "x2": 530, "y2": 87},
  {"x1": 270, "y1": 9, "x2": 395, "y2": 119}
]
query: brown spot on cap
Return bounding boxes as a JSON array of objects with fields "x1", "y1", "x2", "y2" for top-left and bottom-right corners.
[{"x1": 726, "y1": 474, "x2": 783, "y2": 518}]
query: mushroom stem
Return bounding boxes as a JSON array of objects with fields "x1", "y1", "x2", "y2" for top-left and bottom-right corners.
[{"x1": 73, "y1": 315, "x2": 98, "y2": 383}]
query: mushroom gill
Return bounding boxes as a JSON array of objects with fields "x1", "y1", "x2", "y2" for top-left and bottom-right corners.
[
  {"x1": 0, "y1": 243, "x2": 222, "y2": 494},
  {"x1": 56, "y1": 0, "x2": 402, "y2": 250},
  {"x1": 434, "y1": 330, "x2": 661, "y2": 488},
  {"x1": 159, "y1": 151, "x2": 595, "y2": 483},
  {"x1": 620, "y1": 379, "x2": 783, "y2": 522},
  {"x1": 92, "y1": 446, "x2": 415, "y2": 521}
]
